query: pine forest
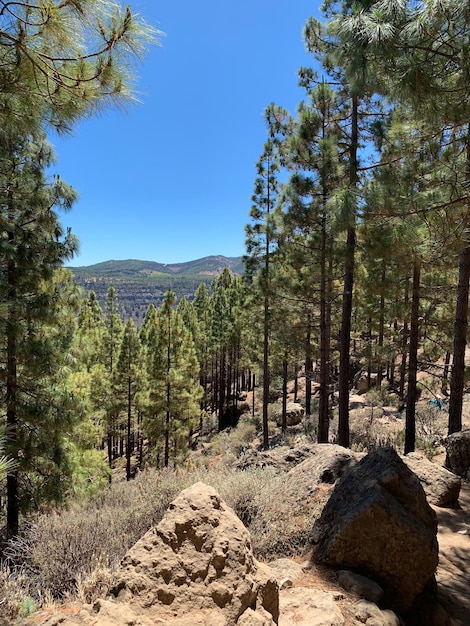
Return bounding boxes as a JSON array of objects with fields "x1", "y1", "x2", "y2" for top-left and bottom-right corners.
[{"x1": 1, "y1": 1, "x2": 470, "y2": 623}]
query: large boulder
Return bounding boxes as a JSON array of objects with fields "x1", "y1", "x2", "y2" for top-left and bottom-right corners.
[
  {"x1": 250, "y1": 444, "x2": 359, "y2": 556},
  {"x1": 234, "y1": 443, "x2": 318, "y2": 472},
  {"x1": 311, "y1": 447, "x2": 439, "y2": 613},
  {"x1": 273, "y1": 402, "x2": 304, "y2": 426},
  {"x1": 445, "y1": 429, "x2": 470, "y2": 478},
  {"x1": 403, "y1": 452, "x2": 461, "y2": 507},
  {"x1": 110, "y1": 482, "x2": 279, "y2": 625}
]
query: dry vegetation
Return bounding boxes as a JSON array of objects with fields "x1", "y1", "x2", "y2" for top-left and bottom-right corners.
[{"x1": 1, "y1": 384, "x2": 469, "y2": 622}]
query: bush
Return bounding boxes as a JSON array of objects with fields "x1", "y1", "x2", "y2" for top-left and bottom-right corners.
[{"x1": 4, "y1": 469, "x2": 189, "y2": 600}]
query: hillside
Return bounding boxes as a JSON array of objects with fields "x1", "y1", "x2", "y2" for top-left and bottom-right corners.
[{"x1": 68, "y1": 255, "x2": 244, "y2": 322}]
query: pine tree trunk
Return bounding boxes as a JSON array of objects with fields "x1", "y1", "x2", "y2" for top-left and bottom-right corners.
[
  {"x1": 448, "y1": 134, "x2": 470, "y2": 434},
  {"x1": 318, "y1": 212, "x2": 330, "y2": 443},
  {"x1": 218, "y1": 351, "x2": 226, "y2": 431},
  {"x1": 126, "y1": 375, "x2": 132, "y2": 481},
  {"x1": 337, "y1": 94, "x2": 358, "y2": 449},
  {"x1": 294, "y1": 364, "x2": 298, "y2": 403},
  {"x1": 262, "y1": 291, "x2": 270, "y2": 450},
  {"x1": 164, "y1": 312, "x2": 171, "y2": 468},
  {"x1": 6, "y1": 256, "x2": 19, "y2": 538},
  {"x1": 405, "y1": 261, "x2": 421, "y2": 454},
  {"x1": 448, "y1": 244, "x2": 470, "y2": 433},
  {"x1": 399, "y1": 278, "x2": 410, "y2": 399},
  {"x1": 376, "y1": 263, "x2": 386, "y2": 388},
  {"x1": 282, "y1": 356, "x2": 288, "y2": 434},
  {"x1": 338, "y1": 224, "x2": 355, "y2": 448},
  {"x1": 305, "y1": 313, "x2": 313, "y2": 416},
  {"x1": 443, "y1": 351, "x2": 451, "y2": 387}
]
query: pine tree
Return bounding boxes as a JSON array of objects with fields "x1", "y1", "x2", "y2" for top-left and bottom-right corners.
[
  {"x1": 245, "y1": 138, "x2": 281, "y2": 450},
  {"x1": 0, "y1": 128, "x2": 79, "y2": 537},
  {"x1": 323, "y1": 0, "x2": 470, "y2": 434},
  {"x1": 114, "y1": 318, "x2": 143, "y2": 481},
  {"x1": 192, "y1": 283, "x2": 213, "y2": 413},
  {"x1": 102, "y1": 286, "x2": 124, "y2": 474},
  {"x1": 280, "y1": 80, "x2": 344, "y2": 442},
  {"x1": 145, "y1": 290, "x2": 202, "y2": 468},
  {"x1": 0, "y1": 1, "x2": 160, "y2": 133}
]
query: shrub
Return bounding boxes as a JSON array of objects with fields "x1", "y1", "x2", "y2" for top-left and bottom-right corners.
[{"x1": 4, "y1": 469, "x2": 189, "y2": 600}]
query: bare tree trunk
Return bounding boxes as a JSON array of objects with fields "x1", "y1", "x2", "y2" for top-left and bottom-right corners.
[
  {"x1": 337, "y1": 94, "x2": 358, "y2": 449},
  {"x1": 405, "y1": 261, "x2": 421, "y2": 454}
]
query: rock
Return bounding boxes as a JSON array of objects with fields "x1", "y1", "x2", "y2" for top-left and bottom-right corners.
[
  {"x1": 268, "y1": 558, "x2": 304, "y2": 589},
  {"x1": 354, "y1": 372, "x2": 377, "y2": 394},
  {"x1": 274, "y1": 402, "x2": 305, "y2": 426},
  {"x1": 286, "y1": 444, "x2": 358, "y2": 486},
  {"x1": 311, "y1": 447, "x2": 438, "y2": 613},
  {"x1": 234, "y1": 444, "x2": 318, "y2": 472},
  {"x1": 111, "y1": 482, "x2": 279, "y2": 625},
  {"x1": 279, "y1": 588, "x2": 345, "y2": 626},
  {"x1": 404, "y1": 452, "x2": 461, "y2": 506},
  {"x1": 337, "y1": 570, "x2": 383, "y2": 604},
  {"x1": 445, "y1": 429, "x2": 470, "y2": 478},
  {"x1": 348, "y1": 600, "x2": 401, "y2": 626}
]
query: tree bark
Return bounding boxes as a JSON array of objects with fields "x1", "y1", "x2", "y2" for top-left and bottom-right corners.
[
  {"x1": 405, "y1": 261, "x2": 421, "y2": 454},
  {"x1": 448, "y1": 244, "x2": 470, "y2": 434},
  {"x1": 448, "y1": 133, "x2": 470, "y2": 434},
  {"x1": 337, "y1": 93, "x2": 358, "y2": 448}
]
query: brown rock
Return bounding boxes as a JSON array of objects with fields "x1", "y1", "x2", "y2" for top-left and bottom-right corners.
[
  {"x1": 111, "y1": 482, "x2": 279, "y2": 625},
  {"x1": 404, "y1": 452, "x2": 461, "y2": 507},
  {"x1": 312, "y1": 447, "x2": 439, "y2": 613},
  {"x1": 348, "y1": 600, "x2": 400, "y2": 626},
  {"x1": 445, "y1": 429, "x2": 470, "y2": 478},
  {"x1": 337, "y1": 570, "x2": 383, "y2": 604},
  {"x1": 279, "y1": 587, "x2": 345, "y2": 625},
  {"x1": 274, "y1": 402, "x2": 305, "y2": 426}
]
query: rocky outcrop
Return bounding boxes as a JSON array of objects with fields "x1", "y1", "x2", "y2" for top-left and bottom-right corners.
[
  {"x1": 234, "y1": 443, "x2": 318, "y2": 472},
  {"x1": 110, "y1": 482, "x2": 279, "y2": 625},
  {"x1": 311, "y1": 447, "x2": 439, "y2": 613},
  {"x1": 445, "y1": 429, "x2": 470, "y2": 478},
  {"x1": 404, "y1": 452, "x2": 461, "y2": 506}
]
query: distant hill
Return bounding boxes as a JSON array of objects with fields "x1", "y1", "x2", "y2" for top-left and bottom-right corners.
[{"x1": 69, "y1": 256, "x2": 244, "y2": 324}]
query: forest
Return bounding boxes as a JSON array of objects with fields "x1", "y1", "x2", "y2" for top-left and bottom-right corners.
[{"x1": 1, "y1": 0, "x2": 470, "y2": 617}]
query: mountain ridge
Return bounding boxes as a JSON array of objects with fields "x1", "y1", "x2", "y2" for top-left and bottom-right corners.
[
  {"x1": 68, "y1": 255, "x2": 244, "y2": 277},
  {"x1": 69, "y1": 255, "x2": 244, "y2": 324}
]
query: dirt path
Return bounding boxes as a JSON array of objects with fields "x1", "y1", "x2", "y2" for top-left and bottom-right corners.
[{"x1": 434, "y1": 482, "x2": 470, "y2": 624}]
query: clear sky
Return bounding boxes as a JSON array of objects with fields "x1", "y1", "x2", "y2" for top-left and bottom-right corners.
[{"x1": 51, "y1": 1, "x2": 322, "y2": 267}]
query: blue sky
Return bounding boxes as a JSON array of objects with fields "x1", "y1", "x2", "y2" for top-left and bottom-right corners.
[{"x1": 51, "y1": 1, "x2": 321, "y2": 267}]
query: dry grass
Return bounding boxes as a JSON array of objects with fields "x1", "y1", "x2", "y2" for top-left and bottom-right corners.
[
  {"x1": 0, "y1": 389, "x2": 463, "y2": 620},
  {"x1": 1, "y1": 462, "x2": 288, "y2": 618}
]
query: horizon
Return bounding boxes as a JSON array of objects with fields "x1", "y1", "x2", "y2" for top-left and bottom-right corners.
[{"x1": 66, "y1": 253, "x2": 244, "y2": 269}]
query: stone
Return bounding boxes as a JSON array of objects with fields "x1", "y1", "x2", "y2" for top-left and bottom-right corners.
[
  {"x1": 234, "y1": 444, "x2": 318, "y2": 472},
  {"x1": 349, "y1": 600, "x2": 400, "y2": 626},
  {"x1": 279, "y1": 588, "x2": 345, "y2": 626},
  {"x1": 445, "y1": 429, "x2": 470, "y2": 479},
  {"x1": 404, "y1": 452, "x2": 461, "y2": 506},
  {"x1": 337, "y1": 570, "x2": 383, "y2": 604},
  {"x1": 268, "y1": 558, "x2": 304, "y2": 589},
  {"x1": 311, "y1": 447, "x2": 438, "y2": 613},
  {"x1": 110, "y1": 482, "x2": 279, "y2": 625},
  {"x1": 274, "y1": 402, "x2": 305, "y2": 427}
]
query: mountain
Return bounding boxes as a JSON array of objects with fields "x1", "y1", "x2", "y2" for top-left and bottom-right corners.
[
  {"x1": 69, "y1": 256, "x2": 244, "y2": 324},
  {"x1": 70, "y1": 255, "x2": 244, "y2": 278}
]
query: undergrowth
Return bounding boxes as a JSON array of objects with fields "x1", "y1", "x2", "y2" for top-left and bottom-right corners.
[{"x1": 0, "y1": 397, "x2": 452, "y2": 620}]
